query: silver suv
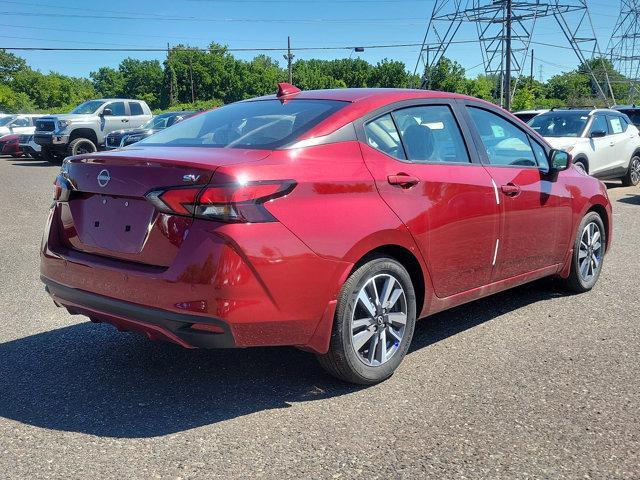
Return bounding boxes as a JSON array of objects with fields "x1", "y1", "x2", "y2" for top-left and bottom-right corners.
[{"x1": 34, "y1": 99, "x2": 152, "y2": 162}]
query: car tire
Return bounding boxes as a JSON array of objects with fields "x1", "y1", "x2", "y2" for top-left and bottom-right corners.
[
  {"x1": 41, "y1": 147, "x2": 63, "y2": 164},
  {"x1": 621, "y1": 155, "x2": 640, "y2": 186},
  {"x1": 317, "y1": 255, "x2": 417, "y2": 385},
  {"x1": 573, "y1": 159, "x2": 587, "y2": 173},
  {"x1": 68, "y1": 138, "x2": 97, "y2": 156},
  {"x1": 564, "y1": 211, "x2": 606, "y2": 293}
]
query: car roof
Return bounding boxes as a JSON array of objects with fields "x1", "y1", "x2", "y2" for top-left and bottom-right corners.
[{"x1": 252, "y1": 88, "x2": 470, "y2": 104}]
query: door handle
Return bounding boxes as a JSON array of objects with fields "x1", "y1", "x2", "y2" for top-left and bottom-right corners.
[
  {"x1": 387, "y1": 174, "x2": 420, "y2": 188},
  {"x1": 122, "y1": 119, "x2": 129, "y2": 123},
  {"x1": 501, "y1": 183, "x2": 521, "y2": 197},
  {"x1": 609, "y1": 141, "x2": 615, "y2": 147}
]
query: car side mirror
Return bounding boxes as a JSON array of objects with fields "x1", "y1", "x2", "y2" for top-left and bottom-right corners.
[
  {"x1": 550, "y1": 149, "x2": 571, "y2": 171},
  {"x1": 590, "y1": 130, "x2": 606, "y2": 138},
  {"x1": 101, "y1": 108, "x2": 113, "y2": 117}
]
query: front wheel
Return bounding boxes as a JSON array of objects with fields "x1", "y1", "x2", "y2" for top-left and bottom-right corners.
[
  {"x1": 564, "y1": 212, "x2": 606, "y2": 292},
  {"x1": 68, "y1": 137, "x2": 97, "y2": 156},
  {"x1": 317, "y1": 256, "x2": 417, "y2": 385},
  {"x1": 41, "y1": 147, "x2": 63, "y2": 164},
  {"x1": 621, "y1": 155, "x2": 640, "y2": 187}
]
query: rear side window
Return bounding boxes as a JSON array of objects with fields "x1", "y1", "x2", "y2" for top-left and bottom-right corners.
[
  {"x1": 393, "y1": 105, "x2": 469, "y2": 163},
  {"x1": 129, "y1": 102, "x2": 144, "y2": 116},
  {"x1": 607, "y1": 116, "x2": 625, "y2": 134},
  {"x1": 138, "y1": 99, "x2": 346, "y2": 149},
  {"x1": 364, "y1": 114, "x2": 405, "y2": 160},
  {"x1": 467, "y1": 107, "x2": 536, "y2": 167},
  {"x1": 106, "y1": 102, "x2": 126, "y2": 116}
]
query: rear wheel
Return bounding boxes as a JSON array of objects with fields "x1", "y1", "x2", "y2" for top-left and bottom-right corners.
[
  {"x1": 68, "y1": 137, "x2": 97, "y2": 156},
  {"x1": 621, "y1": 155, "x2": 640, "y2": 187},
  {"x1": 564, "y1": 212, "x2": 606, "y2": 292},
  {"x1": 317, "y1": 256, "x2": 416, "y2": 385}
]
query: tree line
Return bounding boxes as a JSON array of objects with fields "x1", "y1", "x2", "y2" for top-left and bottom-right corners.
[{"x1": 0, "y1": 44, "x2": 635, "y2": 114}]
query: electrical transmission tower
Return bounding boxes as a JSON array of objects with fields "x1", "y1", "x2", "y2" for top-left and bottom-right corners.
[
  {"x1": 415, "y1": 0, "x2": 615, "y2": 109},
  {"x1": 608, "y1": 0, "x2": 640, "y2": 102}
]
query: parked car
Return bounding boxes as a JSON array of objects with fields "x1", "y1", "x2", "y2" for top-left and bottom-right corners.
[
  {"x1": 512, "y1": 109, "x2": 549, "y2": 123},
  {"x1": 41, "y1": 85, "x2": 612, "y2": 385},
  {"x1": 34, "y1": 99, "x2": 152, "y2": 162},
  {"x1": 105, "y1": 111, "x2": 196, "y2": 150},
  {"x1": 0, "y1": 134, "x2": 23, "y2": 157},
  {"x1": 0, "y1": 114, "x2": 43, "y2": 137},
  {"x1": 613, "y1": 105, "x2": 640, "y2": 128},
  {"x1": 19, "y1": 134, "x2": 42, "y2": 159},
  {"x1": 529, "y1": 108, "x2": 640, "y2": 186}
]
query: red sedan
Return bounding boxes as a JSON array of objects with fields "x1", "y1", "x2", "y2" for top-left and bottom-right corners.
[{"x1": 41, "y1": 85, "x2": 612, "y2": 384}]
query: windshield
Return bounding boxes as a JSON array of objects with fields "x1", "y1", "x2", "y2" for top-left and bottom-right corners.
[
  {"x1": 623, "y1": 111, "x2": 640, "y2": 126},
  {"x1": 529, "y1": 112, "x2": 589, "y2": 138},
  {"x1": 142, "y1": 113, "x2": 187, "y2": 130},
  {"x1": 70, "y1": 100, "x2": 106, "y2": 115},
  {"x1": 0, "y1": 116, "x2": 16, "y2": 126},
  {"x1": 137, "y1": 99, "x2": 347, "y2": 149}
]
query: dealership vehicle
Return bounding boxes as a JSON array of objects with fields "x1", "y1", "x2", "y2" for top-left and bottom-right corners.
[
  {"x1": 19, "y1": 134, "x2": 42, "y2": 159},
  {"x1": 512, "y1": 109, "x2": 549, "y2": 123},
  {"x1": 529, "y1": 108, "x2": 640, "y2": 186},
  {"x1": 0, "y1": 114, "x2": 43, "y2": 137},
  {"x1": 613, "y1": 105, "x2": 640, "y2": 128},
  {"x1": 34, "y1": 99, "x2": 152, "y2": 162},
  {"x1": 0, "y1": 134, "x2": 23, "y2": 157},
  {"x1": 105, "y1": 111, "x2": 196, "y2": 150},
  {"x1": 41, "y1": 85, "x2": 612, "y2": 385}
]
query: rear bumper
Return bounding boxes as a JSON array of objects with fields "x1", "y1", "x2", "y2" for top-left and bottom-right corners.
[
  {"x1": 43, "y1": 276, "x2": 235, "y2": 348},
  {"x1": 40, "y1": 204, "x2": 351, "y2": 352}
]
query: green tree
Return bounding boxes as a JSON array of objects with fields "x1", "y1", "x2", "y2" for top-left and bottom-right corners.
[
  {"x1": 369, "y1": 59, "x2": 415, "y2": 88},
  {"x1": 90, "y1": 67, "x2": 125, "y2": 98},
  {"x1": 0, "y1": 49, "x2": 27, "y2": 83},
  {"x1": 423, "y1": 57, "x2": 466, "y2": 92}
]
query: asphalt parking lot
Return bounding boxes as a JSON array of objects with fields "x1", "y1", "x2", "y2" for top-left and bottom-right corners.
[{"x1": 0, "y1": 155, "x2": 638, "y2": 479}]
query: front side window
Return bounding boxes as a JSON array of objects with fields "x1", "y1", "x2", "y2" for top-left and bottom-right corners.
[
  {"x1": 129, "y1": 102, "x2": 144, "y2": 116},
  {"x1": 467, "y1": 107, "x2": 537, "y2": 167},
  {"x1": 530, "y1": 139, "x2": 549, "y2": 170},
  {"x1": 392, "y1": 105, "x2": 469, "y2": 164},
  {"x1": 138, "y1": 99, "x2": 346, "y2": 149},
  {"x1": 529, "y1": 112, "x2": 589, "y2": 138},
  {"x1": 71, "y1": 100, "x2": 105, "y2": 114},
  {"x1": 364, "y1": 114, "x2": 405, "y2": 160},
  {"x1": 589, "y1": 115, "x2": 609, "y2": 136},
  {"x1": 106, "y1": 102, "x2": 126, "y2": 116},
  {"x1": 12, "y1": 117, "x2": 29, "y2": 127}
]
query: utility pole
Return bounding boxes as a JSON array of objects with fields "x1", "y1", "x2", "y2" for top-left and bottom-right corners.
[
  {"x1": 188, "y1": 55, "x2": 195, "y2": 103},
  {"x1": 167, "y1": 43, "x2": 173, "y2": 106},
  {"x1": 283, "y1": 36, "x2": 294, "y2": 83},
  {"x1": 504, "y1": 0, "x2": 513, "y2": 111},
  {"x1": 530, "y1": 49, "x2": 534, "y2": 85}
]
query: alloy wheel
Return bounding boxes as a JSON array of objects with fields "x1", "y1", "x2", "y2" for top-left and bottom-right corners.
[
  {"x1": 578, "y1": 221, "x2": 603, "y2": 282},
  {"x1": 630, "y1": 157, "x2": 640, "y2": 185},
  {"x1": 350, "y1": 273, "x2": 407, "y2": 367}
]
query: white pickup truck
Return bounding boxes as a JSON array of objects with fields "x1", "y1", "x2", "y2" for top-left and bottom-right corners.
[{"x1": 34, "y1": 99, "x2": 152, "y2": 162}]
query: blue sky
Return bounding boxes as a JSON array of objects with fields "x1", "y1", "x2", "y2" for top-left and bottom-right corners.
[{"x1": 0, "y1": 0, "x2": 621, "y2": 82}]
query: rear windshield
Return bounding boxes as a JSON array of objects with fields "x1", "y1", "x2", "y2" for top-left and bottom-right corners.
[
  {"x1": 529, "y1": 112, "x2": 589, "y2": 138},
  {"x1": 137, "y1": 99, "x2": 347, "y2": 149}
]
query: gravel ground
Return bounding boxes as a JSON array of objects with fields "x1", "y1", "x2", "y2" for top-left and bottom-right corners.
[{"x1": 0, "y1": 155, "x2": 638, "y2": 479}]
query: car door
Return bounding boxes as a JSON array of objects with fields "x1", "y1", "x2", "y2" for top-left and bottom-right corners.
[
  {"x1": 606, "y1": 115, "x2": 633, "y2": 172},
  {"x1": 101, "y1": 101, "x2": 129, "y2": 135},
  {"x1": 586, "y1": 114, "x2": 614, "y2": 175},
  {"x1": 358, "y1": 101, "x2": 500, "y2": 298},
  {"x1": 464, "y1": 104, "x2": 573, "y2": 282},
  {"x1": 9, "y1": 116, "x2": 31, "y2": 135},
  {"x1": 127, "y1": 101, "x2": 149, "y2": 129}
]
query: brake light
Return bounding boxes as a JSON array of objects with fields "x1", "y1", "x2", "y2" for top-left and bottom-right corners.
[
  {"x1": 53, "y1": 175, "x2": 72, "y2": 202},
  {"x1": 146, "y1": 180, "x2": 295, "y2": 223}
]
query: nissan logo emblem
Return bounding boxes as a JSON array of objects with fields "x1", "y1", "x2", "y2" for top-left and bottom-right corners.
[{"x1": 97, "y1": 169, "x2": 111, "y2": 188}]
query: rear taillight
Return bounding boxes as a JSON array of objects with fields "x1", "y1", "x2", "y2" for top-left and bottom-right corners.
[
  {"x1": 53, "y1": 175, "x2": 72, "y2": 202},
  {"x1": 146, "y1": 180, "x2": 295, "y2": 223}
]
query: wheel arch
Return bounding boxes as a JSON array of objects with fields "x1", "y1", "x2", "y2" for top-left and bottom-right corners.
[
  {"x1": 69, "y1": 128, "x2": 98, "y2": 145},
  {"x1": 586, "y1": 202, "x2": 611, "y2": 252},
  {"x1": 573, "y1": 154, "x2": 589, "y2": 173},
  {"x1": 349, "y1": 244, "x2": 426, "y2": 318}
]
